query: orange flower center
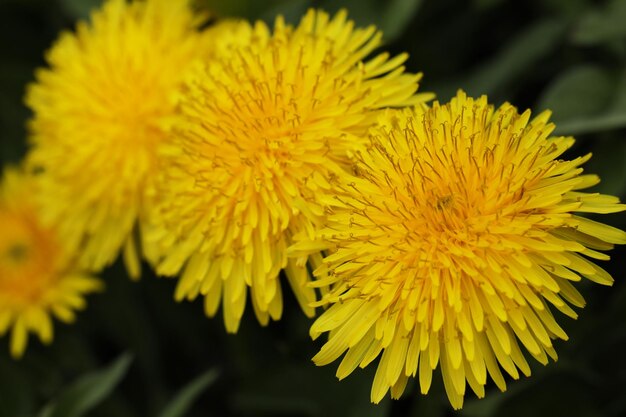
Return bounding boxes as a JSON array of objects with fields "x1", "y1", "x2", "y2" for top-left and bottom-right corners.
[{"x1": 0, "y1": 208, "x2": 60, "y2": 303}]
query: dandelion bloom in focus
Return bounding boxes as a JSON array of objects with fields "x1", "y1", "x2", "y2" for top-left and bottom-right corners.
[
  {"x1": 25, "y1": 0, "x2": 210, "y2": 278},
  {"x1": 152, "y1": 9, "x2": 432, "y2": 332},
  {"x1": 0, "y1": 168, "x2": 101, "y2": 358},
  {"x1": 291, "y1": 91, "x2": 626, "y2": 408}
]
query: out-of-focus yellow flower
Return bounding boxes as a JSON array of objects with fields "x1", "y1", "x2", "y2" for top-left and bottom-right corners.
[
  {"x1": 0, "y1": 168, "x2": 101, "y2": 358},
  {"x1": 151, "y1": 9, "x2": 433, "y2": 332},
  {"x1": 25, "y1": 0, "x2": 211, "y2": 279},
  {"x1": 290, "y1": 91, "x2": 626, "y2": 408}
]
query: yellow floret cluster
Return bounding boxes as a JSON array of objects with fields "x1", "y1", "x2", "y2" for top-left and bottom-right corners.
[
  {"x1": 151, "y1": 9, "x2": 429, "y2": 332},
  {"x1": 291, "y1": 93, "x2": 626, "y2": 408},
  {"x1": 26, "y1": 0, "x2": 212, "y2": 279},
  {"x1": 2, "y1": 0, "x2": 623, "y2": 411}
]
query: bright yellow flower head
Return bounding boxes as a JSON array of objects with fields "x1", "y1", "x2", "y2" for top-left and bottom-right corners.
[
  {"x1": 0, "y1": 168, "x2": 101, "y2": 358},
  {"x1": 25, "y1": 0, "x2": 210, "y2": 278},
  {"x1": 292, "y1": 91, "x2": 626, "y2": 409},
  {"x1": 151, "y1": 9, "x2": 432, "y2": 332}
]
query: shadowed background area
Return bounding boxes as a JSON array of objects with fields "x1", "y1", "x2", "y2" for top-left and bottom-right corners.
[{"x1": 0, "y1": 0, "x2": 625, "y2": 416}]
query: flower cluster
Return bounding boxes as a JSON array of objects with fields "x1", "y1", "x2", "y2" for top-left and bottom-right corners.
[{"x1": 2, "y1": 0, "x2": 624, "y2": 410}]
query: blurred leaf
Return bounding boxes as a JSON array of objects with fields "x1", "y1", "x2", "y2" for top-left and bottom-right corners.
[
  {"x1": 460, "y1": 395, "x2": 502, "y2": 417},
  {"x1": 537, "y1": 65, "x2": 613, "y2": 123},
  {"x1": 316, "y1": 0, "x2": 423, "y2": 41},
  {"x1": 535, "y1": 0, "x2": 589, "y2": 16},
  {"x1": 89, "y1": 265, "x2": 169, "y2": 415},
  {"x1": 232, "y1": 362, "x2": 390, "y2": 417},
  {"x1": 462, "y1": 19, "x2": 566, "y2": 97},
  {"x1": 571, "y1": 0, "x2": 626, "y2": 45},
  {"x1": 37, "y1": 353, "x2": 132, "y2": 417},
  {"x1": 472, "y1": 0, "x2": 505, "y2": 10},
  {"x1": 58, "y1": 0, "x2": 102, "y2": 20},
  {"x1": 259, "y1": 0, "x2": 313, "y2": 25},
  {"x1": 379, "y1": 0, "x2": 423, "y2": 41},
  {"x1": 556, "y1": 114, "x2": 626, "y2": 136},
  {"x1": 158, "y1": 369, "x2": 219, "y2": 417},
  {"x1": 584, "y1": 139, "x2": 626, "y2": 197},
  {"x1": 200, "y1": 0, "x2": 297, "y2": 20},
  {"x1": 540, "y1": 67, "x2": 626, "y2": 135}
]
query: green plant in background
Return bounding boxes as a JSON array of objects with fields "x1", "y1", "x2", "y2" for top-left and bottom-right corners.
[{"x1": 1, "y1": 0, "x2": 625, "y2": 417}]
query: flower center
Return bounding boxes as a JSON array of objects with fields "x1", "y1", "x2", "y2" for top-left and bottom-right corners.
[
  {"x1": 3, "y1": 242, "x2": 29, "y2": 265},
  {"x1": 0, "y1": 210, "x2": 59, "y2": 302}
]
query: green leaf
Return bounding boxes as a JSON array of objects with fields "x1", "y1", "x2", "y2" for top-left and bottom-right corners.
[
  {"x1": 379, "y1": 0, "x2": 424, "y2": 41},
  {"x1": 472, "y1": 0, "x2": 505, "y2": 10},
  {"x1": 38, "y1": 353, "x2": 133, "y2": 417},
  {"x1": 555, "y1": 113, "x2": 626, "y2": 135},
  {"x1": 571, "y1": 0, "x2": 626, "y2": 45},
  {"x1": 584, "y1": 139, "x2": 626, "y2": 197},
  {"x1": 157, "y1": 369, "x2": 219, "y2": 417},
  {"x1": 232, "y1": 361, "x2": 391, "y2": 417},
  {"x1": 460, "y1": 392, "x2": 507, "y2": 417},
  {"x1": 200, "y1": 0, "x2": 303, "y2": 20},
  {"x1": 316, "y1": 0, "x2": 423, "y2": 42},
  {"x1": 537, "y1": 65, "x2": 613, "y2": 123},
  {"x1": 59, "y1": 0, "x2": 102, "y2": 20},
  {"x1": 462, "y1": 19, "x2": 566, "y2": 97},
  {"x1": 258, "y1": 0, "x2": 313, "y2": 25},
  {"x1": 533, "y1": 0, "x2": 589, "y2": 17},
  {"x1": 538, "y1": 67, "x2": 626, "y2": 135}
]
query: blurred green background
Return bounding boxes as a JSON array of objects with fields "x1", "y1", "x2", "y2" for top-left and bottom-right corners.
[{"x1": 1, "y1": 0, "x2": 625, "y2": 416}]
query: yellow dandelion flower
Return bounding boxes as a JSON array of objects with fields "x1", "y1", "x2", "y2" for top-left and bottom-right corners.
[
  {"x1": 0, "y1": 167, "x2": 102, "y2": 358},
  {"x1": 291, "y1": 91, "x2": 626, "y2": 409},
  {"x1": 25, "y1": 0, "x2": 210, "y2": 279},
  {"x1": 151, "y1": 9, "x2": 432, "y2": 332}
]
